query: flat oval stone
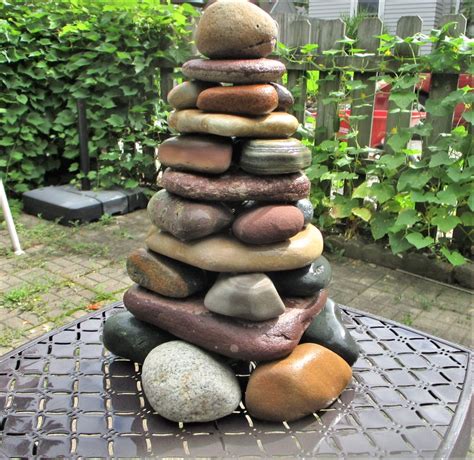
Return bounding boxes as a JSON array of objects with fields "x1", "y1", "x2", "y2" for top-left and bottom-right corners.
[
  {"x1": 232, "y1": 204, "x2": 305, "y2": 244},
  {"x1": 268, "y1": 256, "x2": 332, "y2": 296},
  {"x1": 158, "y1": 135, "x2": 232, "y2": 174},
  {"x1": 147, "y1": 190, "x2": 233, "y2": 241},
  {"x1": 182, "y1": 59, "x2": 286, "y2": 84},
  {"x1": 240, "y1": 138, "x2": 311, "y2": 175},
  {"x1": 124, "y1": 284, "x2": 328, "y2": 361},
  {"x1": 270, "y1": 82, "x2": 294, "y2": 112},
  {"x1": 127, "y1": 247, "x2": 210, "y2": 297},
  {"x1": 160, "y1": 169, "x2": 310, "y2": 202},
  {"x1": 295, "y1": 198, "x2": 314, "y2": 226},
  {"x1": 169, "y1": 109, "x2": 298, "y2": 138},
  {"x1": 197, "y1": 84, "x2": 278, "y2": 116},
  {"x1": 102, "y1": 311, "x2": 175, "y2": 363},
  {"x1": 245, "y1": 343, "x2": 352, "y2": 421},
  {"x1": 142, "y1": 341, "x2": 241, "y2": 422},
  {"x1": 204, "y1": 273, "x2": 285, "y2": 321},
  {"x1": 167, "y1": 81, "x2": 217, "y2": 110},
  {"x1": 195, "y1": 0, "x2": 277, "y2": 59},
  {"x1": 301, "y1": 298, "x2": 360, "y2": 366},
  {"x1": 146, "y1": 224, "x2": 324, "y2": 272}
]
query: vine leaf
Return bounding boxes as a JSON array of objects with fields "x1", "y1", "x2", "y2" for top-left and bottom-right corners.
[{"x1": 406, "y1": 232, "x2": 434, "y2": 249}]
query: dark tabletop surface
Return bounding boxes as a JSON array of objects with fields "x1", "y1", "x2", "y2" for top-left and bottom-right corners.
[{"x1": 0, "y1": 302, "x2": 471, "y2": 459}]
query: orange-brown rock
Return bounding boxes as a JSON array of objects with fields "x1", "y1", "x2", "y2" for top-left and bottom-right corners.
[
  {"x1": 197, "y1": 84, "x2": 278, "y2": 116},
  {"x1": 245, "y1": 343, "x2": 352, "y2": 421}
]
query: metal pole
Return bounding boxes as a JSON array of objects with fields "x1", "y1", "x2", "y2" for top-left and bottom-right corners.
[
  {"x1": 77, "y1": 99, "x2": 91, "y2": 191},
  {"x1": 0, "y1": 179, "x2": 24, "y2": 255}
]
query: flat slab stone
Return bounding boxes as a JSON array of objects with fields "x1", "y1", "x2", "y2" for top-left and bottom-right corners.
[
  {"x1": 124, "y1": 284, "x2": 328, "y2": 361},
  {"x1": 160, "y1": 169, "x2": 311, "y2": 202},
  {"x1": 197, "y1": 84, "x2": 278, "y2": 116},
  {"x1": 195, "y1": 0, "x2": 277, "y2": 59},
  {"x1": 148, "y1": 190, "x2": 233, "y2": 241},
  {"x1": 169, "y1": 109, "x2": 298, "y2": 138},
  {"x1": 146, "y1": 224, "x2": 323, "y2": 272},
  {"x1": 158, "y1": 135, "x2": 232, "y2": 175},
  {"x1": 182, "y1": 58, "x2": 286, "y2": 84},
  {"x1": 240, "y1": 138, "x2": 311, "y2": 175}
]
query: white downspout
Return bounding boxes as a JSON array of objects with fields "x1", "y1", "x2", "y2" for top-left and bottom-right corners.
[{"x1": 0, "y1": 179, "x2": 24, "y2": 256}]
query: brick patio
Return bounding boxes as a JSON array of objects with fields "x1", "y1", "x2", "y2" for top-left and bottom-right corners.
[{"x1": 0, "y1": 210, "x2": 472, "y2": 355}]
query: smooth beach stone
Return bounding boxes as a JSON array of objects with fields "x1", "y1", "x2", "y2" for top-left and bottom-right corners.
[
  {"x1": 168, "y1": 110, "x2": 298, "y2": 138},
  {"x1": 269, "y1": 256, "x2": 332, "y2": 297},
  {"x1": 127, "y1": 247, "x2": 210, "y2": 297},
  {"x1": 158, "y1": 135, "x2": 232, "y2": 174},
  {"x1": 146, "y1": 224, "x2": 324, "y2": 272},
  {"x1": 232, "y1": 205, "x2": 305, "y2": 244},
  {"x1": 124, "y1": 284, "x2": 328, "y2": 361},
  {"x1": 167, "y1": 81, "x2": 217, "y2": 110},
  {"x1": 295, "y1": 198, "x2": 314, "y2": 226},
  {"x1": 301, "y1": 298, "x2": 360, "y2": 366},
  {"x1": 245, "y1": 343, "x2": 352, "y2": 421},
  {"x1": 195, "y1": 0, "x2": 277, "y2": 59},
  {"x1": 204, "y1": 273, "x2": 285, "y2": 321},
  {"x1": 147, "y1": 190, "x2": 233, "y2": 241},
  {"x1": 102, "y1": 311, "x2": 174, "y2": 363},
  {"x1": 197, "y1": 84, "x2": 278, "y2": 116},
  {"x1": 142, "y1": 341, "x2": 241, "y2": 422},
  {"x1": 160, "y1": 169, "x2": 310, "y2": 202},
  {"x1": 270, "y1": 82, "x2": 294, "y2": 112},
  {"x1": 182, "y1": 59, "x2": 286, "y2": 84},
  {"x1": 240, "y1": 138, "x2": 311, "y2": 175}
]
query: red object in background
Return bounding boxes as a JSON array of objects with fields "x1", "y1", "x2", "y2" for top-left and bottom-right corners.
[{"x1": 316, "y1": 73, "x2": 472, "y2": 148}]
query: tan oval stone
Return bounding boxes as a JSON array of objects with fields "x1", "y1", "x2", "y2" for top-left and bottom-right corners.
[
  {"x1": 168, "y1": 109, "x2": 298, "y2": 138},
  {"x1": 197, "y1": 84, "x2": 278, "y2": 116},
  {"x1": 245, "y1": 343, "x2": 352, "y2": 421},
  {"x1": 167, "y1": 81, "x2": 217, "y2": 110},
  {"x1": 146, "y1": 224, "x2": 324, "y2": 272},
  {"x1": 195, "y1": 0, "x2": 278, "y2": 59}
]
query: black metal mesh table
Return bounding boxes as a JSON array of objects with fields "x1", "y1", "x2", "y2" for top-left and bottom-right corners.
[{"x1": 0, "y1": 302, "x2": 471, "y2": 458}]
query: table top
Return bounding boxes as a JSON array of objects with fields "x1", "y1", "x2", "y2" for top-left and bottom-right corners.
[{"x1": 0, "y1": 302, "x2": 471, "y2": 459}]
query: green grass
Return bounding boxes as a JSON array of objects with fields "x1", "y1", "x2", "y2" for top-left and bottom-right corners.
[{"x1": 1, "y1": 279, "x2": 54, "y2": 313}]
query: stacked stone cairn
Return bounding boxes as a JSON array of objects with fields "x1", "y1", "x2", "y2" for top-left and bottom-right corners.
[{"x1": 103, "y1": 0, "x2": 360, "y2": 424}]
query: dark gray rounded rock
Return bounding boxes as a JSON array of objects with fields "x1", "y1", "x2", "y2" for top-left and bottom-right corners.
[
  {"x1": 142, "y1": 341, "x2": 242, "y2": 422},
  {"x1": 270, "y1": 82, "x2": 294, "y2": 112},
  {"x1": 301, "y1": 298, "x2": 360, "y2": 366},
  {"x1": 268, "y1": 255, "x2": 332, "y2": 297},
  {"x1": 295, "y1": 198, "x2": 314, "y2": 226},
  {"x1": 102, "y1": 311, "x2": 175, "y2": 363}
]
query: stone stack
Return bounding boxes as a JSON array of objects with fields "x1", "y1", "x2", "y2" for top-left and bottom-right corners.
[{"x1": 103, "y1": 0, "x2": 359, "y2": 424}]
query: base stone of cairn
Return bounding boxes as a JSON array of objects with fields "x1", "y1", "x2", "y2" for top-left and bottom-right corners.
[{"x1": 103, "y1": 0, "x2": 360, "y2": 424}]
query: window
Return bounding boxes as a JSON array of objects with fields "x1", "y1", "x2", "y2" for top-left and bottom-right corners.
[{"x1": 358, "y1": 0, "x2": 380, "y2": 15}]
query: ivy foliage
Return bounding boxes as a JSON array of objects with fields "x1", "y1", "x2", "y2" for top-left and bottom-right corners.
[
  {"x1": 0, "y1": 0, "x2": 197, "y2": 194},
  {"x1": 282, "y1": 23, "x2": 473, "y2": 265}
]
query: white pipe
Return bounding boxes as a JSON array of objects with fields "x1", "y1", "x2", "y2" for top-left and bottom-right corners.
[{"x1": 0, "y1": 179, "x2": 24, "y2": 256}]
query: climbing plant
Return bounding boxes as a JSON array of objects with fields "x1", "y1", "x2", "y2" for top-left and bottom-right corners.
[{"x1": 0, "y1": 0, "x2": 198, "y2": 194}]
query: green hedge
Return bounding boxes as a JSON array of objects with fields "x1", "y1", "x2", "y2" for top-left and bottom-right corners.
[{"x1": 0, "y1": 0, "x2": 197, "y2": 194}]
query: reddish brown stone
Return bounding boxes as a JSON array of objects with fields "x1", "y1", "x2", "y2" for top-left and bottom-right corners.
[
  {"x1": 197, "y1": 84, "x2": 278, "y2": 116},
  {"x1": 123, "y1": 284, "x2": 328, "y2": 361},
  {"x1": 233, "y1": 205, "x2": 305, "y2": 244},
  {"x1": 245, "y1": 343, "x2": 352, "y2": 421},
  {"x1": 159, "y1": 169, "x2": 311, "y2": 202},
  {"x1": 182, "y1": 58, "x2": 286, "y2": 84},
  {"x1": 158, "y1": 135, "x2": 232, "y2": 174}
]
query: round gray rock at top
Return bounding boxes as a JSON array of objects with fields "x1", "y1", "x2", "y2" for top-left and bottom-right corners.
[
  {"x1": 148, "y1": 189, "x2": 233, "y2": 241},
  {"x1": 102, "y1": 311, "x2": 175, "y2": 364},
  {"x1": 295, "y1": 198, "x2": 314, "y2": 226},
  {"x1": 240, "y1": 138, "x2": 311, "y2": 175},
  {"x1": 268, "y1": 255, "x2": 332, "y2": 297},
  {"x1": 204, "y1": 273, "x2": 285, "y2": 321},
  {"x1": 182, "y1": 59, "x2": 286, "y2": 84},
  {"x1": 195, "y1": 0, "x2": 278, "y2": 59},
  {"x1": 167, "y1": 81, "x2": 217, "y2": 110},
  {"x1": 142, "y1": 341, "x2": 241, "y2": 423},
  {"x1": 270, "y1": 82, "x2": 294, "y2": 112}
]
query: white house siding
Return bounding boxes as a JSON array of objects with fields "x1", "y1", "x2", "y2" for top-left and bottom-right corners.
[{"x1": 308, "y1": 0, "x2": 352, "y2": 20}]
